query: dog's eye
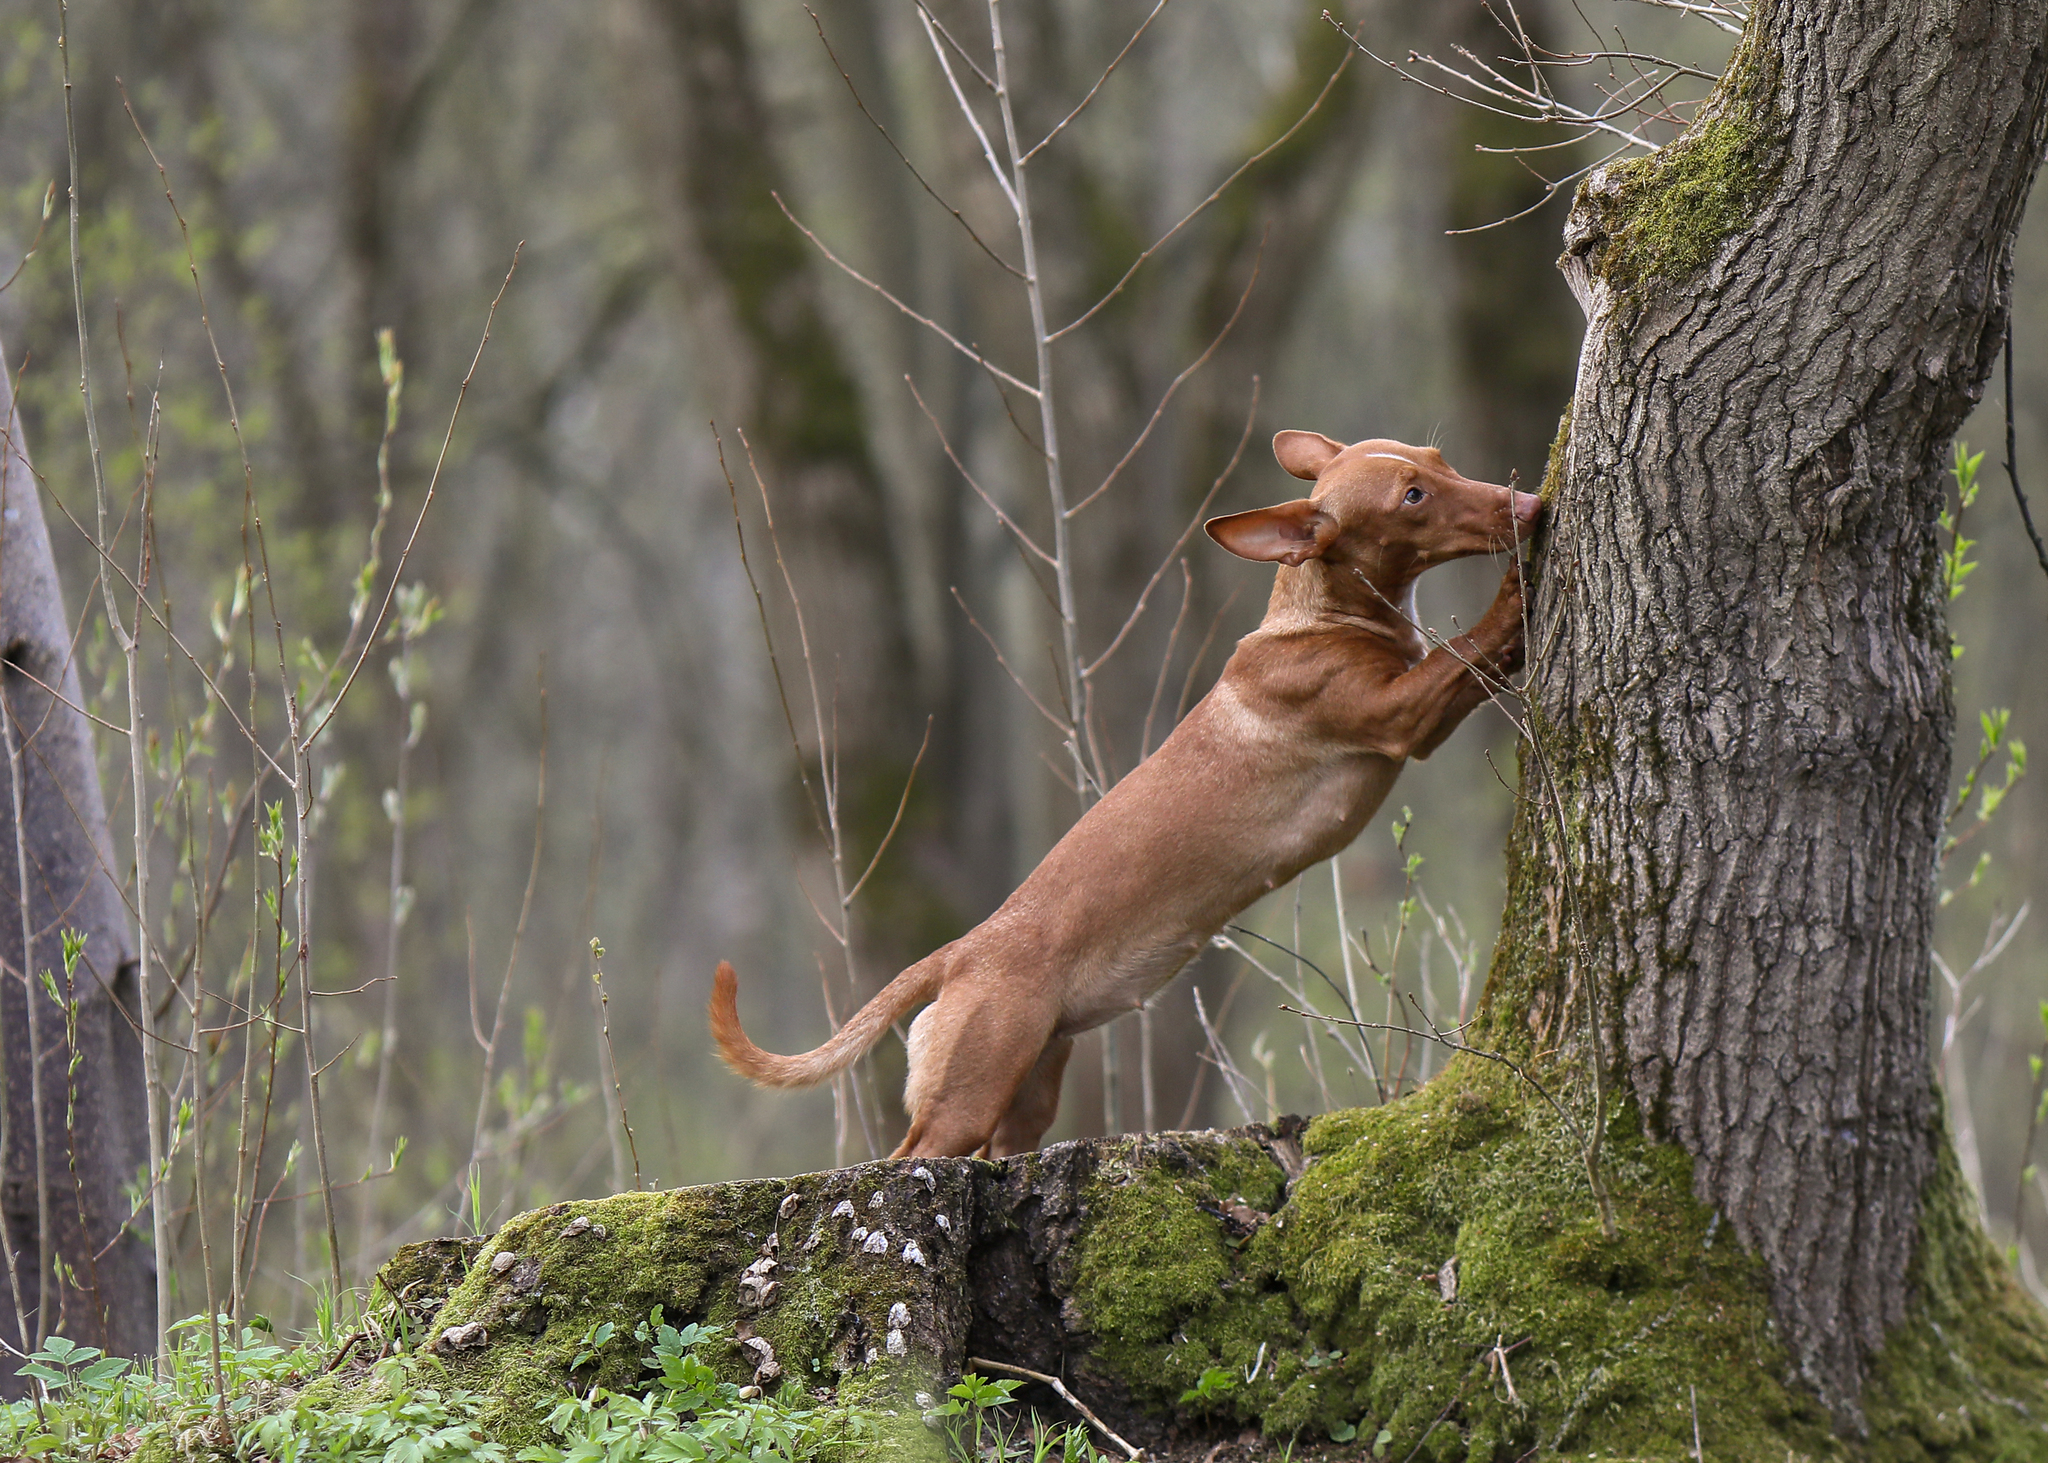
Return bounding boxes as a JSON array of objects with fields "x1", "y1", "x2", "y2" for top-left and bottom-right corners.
[{"x1": 1403, "y1": 486, "x2": 1425, "y2": 504}]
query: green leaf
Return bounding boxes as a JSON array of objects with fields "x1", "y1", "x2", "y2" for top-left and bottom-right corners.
[{"x1": 1329, "y1": 1420, "x2": 1358, "y2": 1442}]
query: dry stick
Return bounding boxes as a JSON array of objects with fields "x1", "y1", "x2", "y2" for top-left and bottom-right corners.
[
  {"x1": 904, "y1": 377, "x2": 1053, "y2": 567},
  {"x1": 0, "y1": 727, "x2": 30, "y2": 1355},
  {"x1": 65, "y1": 28, "x2": 174, "y2": 1357},
  {"x1": 1324, "y1": 14, "x2": 1662, "y2": 150},
  {"x1": 966, "y1": 1356, "x2": 1142, "y2": 1460},
  {"x1": 305, "y1": 249, "x2": 523, "y2": 749},
  {"x1": 571, "y1": 761, "x2": 629, "y2": 1198},
  {"x1": 141, "y1": 396, "x2": 227, "y2": 1408},
  {"x1": 0, "y1": 182, "x2": 54, "y2": 298},
  {"x1": 2003, "y1": 317, "x2": 2048, "y2": 589},
  {"x1": 1174, "y1": 964, "x2": 1250, "y2": 1131},
  {"x1": 1292, "y1": 884, "x2": 1333, "y2": 1111},
  {"x1": 1191, "y1": 985, "x2": 1259, "y2": 1126},
  {"x1": 717, "y1": 437, "x2": 879, "y2": 1157},
  {"x1": 1283, "y1": 999, "x2": 1600, "y2": 1166},
  {"x1": 913, "y1": 2, "x2": 995, "y2": 91},
  {"x1": 775, "y1": 194, "x2": 1038, "y2": 400},
  {"x1": 357, "y1": 627, "x2": 412, "y2": 1266},
  {"x1": 1330, "y1": 862, "x2": 1387, "y2": 1103},
  {"x1": 1173, "y1": 586, "x2": 1242, "y2": 726},
  {"x1": 2014, "y1": 1036, "x2": 2048, "y2": 1253},
  {"x1": 468, "y1": 669, "x2": 548, "y2": 1223},
  {"x1": 290, "y1": 721, "x2": 343, "y2": 1307},
  {"x1": 950, "y1": 588, "x2": 1070, "y2": 735}
]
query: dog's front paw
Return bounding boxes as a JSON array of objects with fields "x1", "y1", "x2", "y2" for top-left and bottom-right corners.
[{"x1": 1477, "y1": 566, "x2": 1528, "y2": 675}]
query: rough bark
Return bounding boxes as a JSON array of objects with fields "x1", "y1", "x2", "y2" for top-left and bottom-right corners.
[
  {"x1": 0, "y1": 329, "x2": 153, "y2": 1374},
  {"x1": 1493, "y1": 0, "x2": 2048, "y2": 1425}
]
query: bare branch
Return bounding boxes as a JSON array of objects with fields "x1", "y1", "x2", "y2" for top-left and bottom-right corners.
[
  {"x1": 1084, "y1": 376, "x2": 1259, "y2": 680},
  {"x1": 1138, "y1": 559, "x2": 1197, "y2": 762},
  {"x1": 950, "y1": 586, "x2": 1071, "y2": 735},
  {"x1": 806, "y1": 7, "x2": 1025, "y2": 279},
  {"x1": 904, "y1": 375, "x2": 1054, "y2": 566},
  {"x1": 1624, "y1": 0, "x2": 1745, "y2": 35},
  {"x1": 1051, "y1": 53, "x2": 1353, "y2": 342},
  {"x1": 1068, "y1": 239, "x2": 1263, "y2": 519},
  {"x1": 1022, "y1": 0, "x2": 1171, "y2": 163},
  {"x1": 918, "y1": 6, "x2": 1020, "y2": 215},
  {"x1": 843, "y1": 716, "x2": 932, "y2": 908},
  {"x1": 913, "y1": 1, "x2": 996, "y2": 92},
  {"x1": 775, "y1": 192, "x2": 1040, "y2": 398}
]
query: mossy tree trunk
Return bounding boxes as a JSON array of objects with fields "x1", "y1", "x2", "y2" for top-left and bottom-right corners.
[{"x1": 1490, "y1": 0, "x2": 2048, "y2": 1428}]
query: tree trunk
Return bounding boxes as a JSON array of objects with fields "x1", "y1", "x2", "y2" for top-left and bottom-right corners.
[
  {"x1": 0, "y1": 330, "x2": 153, "y2": 1373},
  {"x1": 1489, "y1": 0, "x2": 2048, "y2": 1426}
]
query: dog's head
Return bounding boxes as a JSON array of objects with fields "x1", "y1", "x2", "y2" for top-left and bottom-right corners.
[{"x1": 1204, "y1": 432, "x2": 1540, "y2": 576}]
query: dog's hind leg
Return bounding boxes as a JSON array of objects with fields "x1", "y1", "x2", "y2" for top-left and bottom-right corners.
[
  {"x1": 987, "y1": 1035, "x2": 1073, "y2": 1158},
  {"x1": 890, "y1": 986, "x2": 1056, "y2": 1158}
]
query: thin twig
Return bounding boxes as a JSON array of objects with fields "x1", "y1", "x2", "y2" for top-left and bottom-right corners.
[
  {"x1": 774, "y1": 194, "x2": 1039, "y2": 399},
  {"x1": 1067, "y1": 247, "x2": 1263, "y2": 520},
  {"x1": 1021, "y1": 0, "x2": 1171, "y2": 162},
  {"x1": 904, "y1": 376, "x2": 1053, "y2": 566},
  {"x1": 1084, "y1": 379, "x2": 1259, "y2": 680},
  {"x1": 967, "y1": 1357, "x2": 1143, "y2": 1459},
  {"x1": 2004, "y1": 317, "x2": 2048, "y2": 587},
  {"x1": 806, "y1": 8, "x2": 1025, "y2": 280},
  {"x1": 467, "y1": 667, "x2": 548, "y2": 1221},
  {"x1": 1052, "y1": 55, "x2": 1352, "y2": 341}
]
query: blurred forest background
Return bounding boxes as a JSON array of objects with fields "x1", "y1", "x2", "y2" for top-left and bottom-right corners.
[{"x1": 0, "y1": 0, "x2": 2043, "y2": 1329}]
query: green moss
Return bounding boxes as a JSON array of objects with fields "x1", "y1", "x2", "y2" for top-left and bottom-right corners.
[
  {"x1": 1861, "y1": 1143, "x2": 2048, "y2": 1459},
  {"x1": 1068, "y1": 1063, "x2": 1850, "y2": 1458},
  {"x1": 1538, "y1": 405, "x2": 1571, "y2": 505},
  {"x1": 1583, "y1": 34, "x2": 1785, "y2": 298}
]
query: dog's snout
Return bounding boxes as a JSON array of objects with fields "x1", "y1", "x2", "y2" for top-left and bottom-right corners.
[{"x1": 1510, "y1": 490, "x2": 1542, "y2": 526}]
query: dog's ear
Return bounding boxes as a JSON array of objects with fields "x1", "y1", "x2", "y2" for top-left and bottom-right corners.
[
  {"x1": 1272, "y1": 430, "x2": 1345, "y2": 481},
  {"x1": 1205, "y1": 499, "x2": 1340, "y2": 565}
]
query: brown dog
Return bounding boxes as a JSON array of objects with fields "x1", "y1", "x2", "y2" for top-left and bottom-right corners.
[{"x1": 711, "y1": 432, "x2": 1540, "y2": 1158}]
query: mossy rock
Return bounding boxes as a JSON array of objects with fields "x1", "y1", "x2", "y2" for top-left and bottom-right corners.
[{"x1": 323, "y1": 1079, "x2": 2046, "y2": 1459}]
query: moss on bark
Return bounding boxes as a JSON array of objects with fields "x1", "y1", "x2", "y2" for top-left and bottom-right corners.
[{"x1": 293, "y1": 1085, "x2": 2046, "y2": 1460}]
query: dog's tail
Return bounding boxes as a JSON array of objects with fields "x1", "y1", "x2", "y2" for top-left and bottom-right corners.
[{"x1": 710, "y1": 957, "x2": 939, "y2": 1089}]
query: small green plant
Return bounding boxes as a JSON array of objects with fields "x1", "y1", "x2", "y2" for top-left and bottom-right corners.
[
  {"x1": 571, "y1": 1319, "x2": 617, "y2": 1372},
  {"x1": 1178, "y1": 1365, "x2": 1237, "y2": 1406},
  {"x1": 1942, "y1": 440, "x2": 1987, "y2": 628},
  {"x1": 927, "y1": 1373, "x2": 1020, "y2": 1460}
]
